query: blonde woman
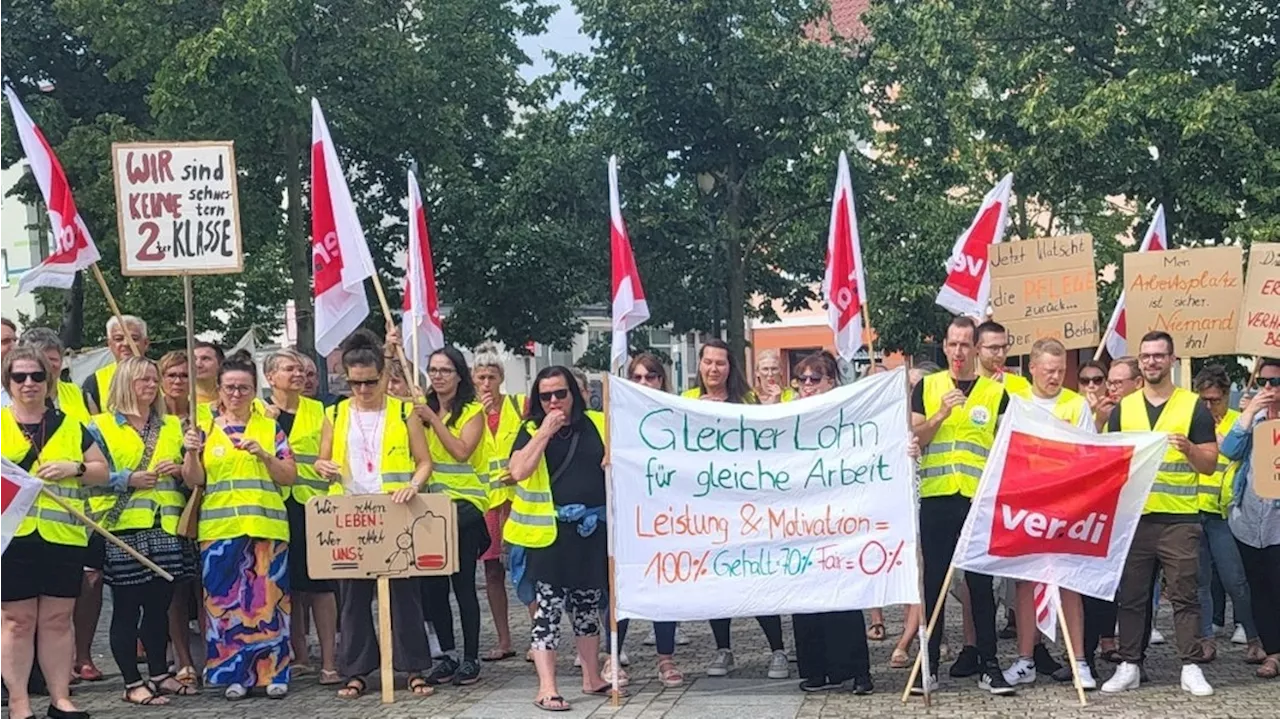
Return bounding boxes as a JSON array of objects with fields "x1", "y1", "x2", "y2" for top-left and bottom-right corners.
[{"x1": 93, "y1": 357, "x2": 198, "y2": 705}]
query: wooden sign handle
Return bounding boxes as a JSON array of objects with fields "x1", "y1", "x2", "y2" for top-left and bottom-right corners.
[{"x1": 377, "y1": 575, "x2": 394, "y2": 704}]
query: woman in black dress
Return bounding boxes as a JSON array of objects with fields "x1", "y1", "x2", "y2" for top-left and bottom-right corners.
[{"x1": 506, "y1": 366, "x2": 615, "y2": 711}]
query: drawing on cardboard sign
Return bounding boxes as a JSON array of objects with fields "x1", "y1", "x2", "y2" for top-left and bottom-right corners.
[{"x1": 305, "y1": 493, "x2": 458, "y2": 580}]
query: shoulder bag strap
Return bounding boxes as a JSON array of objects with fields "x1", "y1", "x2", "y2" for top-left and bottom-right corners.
[{"x1": 103, "y1": 414, "x2": 163, "y2": 527}]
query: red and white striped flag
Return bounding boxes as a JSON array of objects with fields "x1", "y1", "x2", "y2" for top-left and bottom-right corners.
[
  {"x1": 1102, "y1": 205, "x2": 1167, "y2": 360},
  {"x1": 2, "y1": 459, "x2": 44, "y2": 555},
  {"x1": 402, "y1": 167, "x2": 444, "y2": 371},
  {"x1": 823, "y1": 151, "x2": 868, "y2": 362},
  {"x1": 936, "y1": 174, "x2": 1013, "y2": 318},
  {"x1": 311, "y1": 98, "x2": 375, "y2": 356},
  {"x1": 609, "y1": 156, "x2": 649, "y2": 373},
  {"x1": 4, "y1": 87, "x2": 101, "y2": 293},
  {"x1": 1033, "y1": 582, "x2": 1062, "y2": 641}
]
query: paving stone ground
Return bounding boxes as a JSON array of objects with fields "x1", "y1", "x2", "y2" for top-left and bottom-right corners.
[{"x1": 8, "y1": 577, "x2": 1273, "y2": 719}]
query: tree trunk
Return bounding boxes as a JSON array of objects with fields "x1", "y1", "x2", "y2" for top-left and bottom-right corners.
[
  {"x1": 58, "y1": 273, "x2": 84, "y2": 349},
  {"x1": 724, "y1": 174, "x2": 747, "y2": 365},
  {"x1": 283, "y1": 124, "x2": 312, "y2": 357}
]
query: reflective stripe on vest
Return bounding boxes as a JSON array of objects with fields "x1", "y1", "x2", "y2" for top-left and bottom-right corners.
[
  {"x1": 1118, "y1": 388, "x2": 1200, "y2": 515},
  {"x1": 199, "y1": 412, "x2": 289, "y2": 541},
  {"x1": 504, "y1": 411, "x2": 606, "y2": 548},
  {"x1": 918, "y1": 372, "x2": 1003, "y2": 499},
  {"x1": 92, "y1": 413, "x2": 186, "y2": 533},
  {"x1": 484, "y1": 394, "x2": 526, "y2": 504},
  {"x1": 427, "y1": 401, "x2": 492, "y2": 513},
  {"x1": 329, "y1": 397, "x2": 418, "y2": 494},
  {"x1": 280, "y1": 397, "x2": 335, "y2": 503},
  {"x1": 1196, "y1": 410, "x2": 1239, "y2": 517},
  {"x1": 1, "y1": 408, "x2": 89, "y2": 546}
]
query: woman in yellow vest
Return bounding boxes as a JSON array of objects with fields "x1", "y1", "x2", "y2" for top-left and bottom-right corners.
[
  {"x1": 1, "y1": 346, "x2": 108, "y2": 719},
  {"x1": 472, "y1": 341, "x2": 523, "y2": 662},
  {"x1": 504, "y1": 366, "x2": 614, "y2": 711},
  {"x1": 92, "y1": 357, "x2": 199, "y2": 705},
  {"x1": 319, "y1": 330, "x2": 436, "y2": 700},
  {"x1": 263, "y1": 349, "x2": 342, "y2": 685},
  {"x1": 413, "y1": 346, "x2": 492, "y2": 687},
  {"x1": 182, "y1": 350, "x2": 297, "y2": 700}
]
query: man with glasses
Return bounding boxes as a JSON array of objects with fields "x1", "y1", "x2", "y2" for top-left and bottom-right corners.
[
  {"x1": 910, "y1": 315, "x2": 1016, "y2": 696},
  {"x1": 1101, "y1": 331, "x2": 1219, "y2": 697},
  {"x1": 976, "y1": 321, "x2": 1032, "y2": 399}
]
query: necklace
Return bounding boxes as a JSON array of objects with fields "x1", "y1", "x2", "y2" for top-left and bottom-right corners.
[
  {"x1": 16, "y1": 411, "x2": 46, "y2": 450},
  {"x1": 351, "y1": 409, "x2": 383, "y2": 474}
]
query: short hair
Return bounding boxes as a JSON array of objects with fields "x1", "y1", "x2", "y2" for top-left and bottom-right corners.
[
  {"x1": 914, "y1": 360, "x2": 942, "y2": 374},
  {"x1": 1138, "y1": 330, "x2": 1175, "y2": 355},
  {"x1": 976, "y1": 320, "x2": 1007, "y2": 343},
  {"x1": 1193, "y1": 364, "x2": 1231, "y2": 393},
  {"x1": 755, "y1": 349, "x2": 781, "y2": 364},
  {"x1": 218, "y1": 349, "x2": 259, "y2": 388},
  {"x1": 194, "y1": 341, "x2": 225, "y2": 363},
  {"x1": 1111, "y1": 356, "x2": 1140, "y2": 380},
  {"x1": 627, "y1": 353, "x2": 670, "y2": 393},
  {"x1": 471, "y1": 341, "x2": 506, "y2": 377},
  {"x1": 1078, "y1": 359, "x2": 1107, "y2": 378},
  {"x1": 158, "y1": 351, "x2": 188, "y2": 378},
  {"x1": 19, "y1": 326, "x2": 64, "y2": 356},
  {"x1": 1260, "y1": 358, "x2": 1280, "y2": 374},
  {"x1": 1029, "y1": 337, "x2": 1066, "y2": 363},
  {"x1": 1, "y1": 317, "x2": 16, "y2": 332},
  {"x1": 264, "y1": 348, "x2": 306, "y2": 377},
  {"x1": 106, "y1": 356, "x2": 166, "y2": 417},
  {"x1": 340, "y1": 329, "x2": 385, "y2": 374},
  {"x1": 795, "y1": 351, "x2": 841, "y2": 386},
  {"x1": 2, "y1": 345, "x2": 56, "y2": 396},
  {"x1": 106, "y1": 314, "x2": 148, "y2": 338},
  {"x1": 947, "y1": 315, "x2": 979, "y2": 343}
]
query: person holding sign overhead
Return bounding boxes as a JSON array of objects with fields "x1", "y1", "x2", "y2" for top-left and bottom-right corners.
[
  {"x1": 505, "y1": 366, "x2": 615, "y2": 711},
  {"x1": 318, "y1": 330, "x2": 436, "y2": 700},
  {"x1": 1100, "y1": 331, "x2": 1219, "y2": 697},
  {"x1": 681, "y1": 339, "x2": 789, "y2": 680},
  {"x1": 183, "y1": 350, "x2": 297, "y2": 701},
  {"x1": 2, "y1": 345, "x2": 109, "y2": 719},
  {"x1": 1218, "y1": 358, "x2": 1280, "y2": 679}
]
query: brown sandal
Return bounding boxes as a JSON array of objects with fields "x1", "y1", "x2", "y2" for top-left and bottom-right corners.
[
  {"x1": 123, "y1": 681, "x2": 169, "y2": 706},
  {"x1": 1258, "y1": 656, "x2": 1280, "y2": 679},
  {"x1": 408, "y1": 675, "x2": 435, "y2": 696},
  {"x1": 337, "y1": 676, "x2": 367, "y2": 698}
]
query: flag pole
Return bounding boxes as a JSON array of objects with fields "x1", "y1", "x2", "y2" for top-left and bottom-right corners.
[
  {"x1": 862, "y1": 305, "x2": 877, "y2": 369},
  {"x1": 41, "y1": 487, "x2": 173, "y2": 581},
  {"x1": 369, "y1": 272, "x2": 423, "y2": 399},
  {"x1": 1056, "y1": 597, "x2": 1088, "y2": 706},
  {"x1": 89, "y1": 264, "x2": 141, "y2": 358},
  {"x1": 602, "y1": 373, "x2": 621, "y2": 706},
  {"x1": 901, "y1": 563, "x2": 955, "y2": 702}
]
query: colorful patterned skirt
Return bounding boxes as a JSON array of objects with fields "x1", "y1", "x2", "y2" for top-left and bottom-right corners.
[{"x1": 202, "y1": 537, "x2": 291, "y2": 687}]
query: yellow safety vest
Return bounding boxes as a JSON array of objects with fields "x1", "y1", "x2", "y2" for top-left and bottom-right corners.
[
  {"x1": 199, "y1": 412, "x2": 289, "y2": 541},
  {"x1": 781, "y1": 388, "x2": 798, "y2": 402},
  {"x1": 1000, "y1": 372, "x2": 1033, "y2": 400},
  {"x1": 278, "y1": 397, "x2": 337, "y2": 503},
  {"x1": 919, "y1": 372, "x2": 1004, "y2": 499},
  {"x1": 1197, "y1": 410, "x2": 1240, "y2": 517},
  {"x1": 1, "y1": 408, "x2": 89, "y2": 546},
  {"x1": 1119, "y1": 388, "x2": 1200, "y2": 514},
  {"x1": 484, "y1": 394, "x2": 526, "y2": 504},
  {"x1": 93, "y1": 413, "x2": 185, "y2": 533},
  {"x1": 504, "y1": 410, "x2": 606, "y2": 549},
  {"x1": 329, "y1": 397, "x2": 417, "y2": 494},
  {"x1": 1050, "y1": 388, "x2": 1088, "y2": 427},
  {"x1": 57, "y1": 382, "x2": 92, "y2": 425},
  {"x1": 94, "y1": 362, "x2": 118, "y2": 408},
  {"x1": 427, "y1": 401, "x2": 491, "y2": 513}
]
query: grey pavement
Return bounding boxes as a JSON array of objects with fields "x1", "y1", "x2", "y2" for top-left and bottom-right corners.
[{"x1": 7, "y1": 577, "x2": 1274, "y2": 719}]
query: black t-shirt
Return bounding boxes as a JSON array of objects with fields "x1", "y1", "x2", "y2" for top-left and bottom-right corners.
[
  {"x1": 266, "y1": 398, "x2": 297, "y2": 436},
  {"x1": 911, "y1": 377, "x2": 1010, "y2": 416},
  {"x1": 15, "y1": 408, "x2": 94, "y2": 467},
  {"x1": 81, "y1": 375, "x2": 101, "y2": 412},
  {"x1": 511, "y1": 415, "x2": 607, "y2": 508},
  {"x1": 1104, "y1": 395, "x2": 1216, "y2": 443}
]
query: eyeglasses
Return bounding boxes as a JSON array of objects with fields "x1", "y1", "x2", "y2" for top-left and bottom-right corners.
[
  {"x1": 980, "y1": 344, "x2": 1010, "y2": 352},
  {"x1": 348, "y1": 378, "x2": 381, "y2": 388},
  {"x1": 538, "y1": 389, "x2": 569, "y2": 402},
  {"x1": 1139, "y1": 353, "x2": 1170, "y2": 363},
  {"x1": 799, "y1": 374, "x2": 827, "y2": 385},
  {"x1": 1107, "y1": 376, "x2": 1135, "y2": 386},
  {"x1": 632, "y1": 372, "x2": 660, "y2": 383},
  {"x1": 220, "y1": 384, "x2": 255, "y2": 395},
  {"x1": 427, "y1": 367, "x2": 456, "y2": 377},
  {"x1": 10, "y1": 371, "x2": 47, "y2": 384},
  {"x1": 1255, "y1": 377, "x2": 1280, "y2": 388},
  {"x1": 1079, "y1": 375, "x2": 1105, "y2": 386}
]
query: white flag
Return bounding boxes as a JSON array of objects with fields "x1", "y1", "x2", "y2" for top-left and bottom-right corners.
[
  {"x1": 1102, "y1": 205, "x2": 1168, "y2": 360},
  {"x1": 936, "y1": 174, "x2": 1013, "y2": 318},
  {"x1": 609, "y1": 156, "x2": 649, "y2": 373},
  {"x1": 402, "y1": 168, "x2": 445, "y2": 371},
  {"x1": 823, "y1": 151, "x2": 868, "y2": 362}
]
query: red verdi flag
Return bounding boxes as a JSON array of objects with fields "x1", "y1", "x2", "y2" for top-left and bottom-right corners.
[
  {"x1": 1103, "y1": 205, "x2": 1168, "y2": 359},
  {"x1": 935, "y1": 173, "x2": 1012, "y2": 318},
  {"x1": 4, "y1": 86, "x2": 101, "y2": 293},
  {"x1": 609, "y1": 155, "x2": 649, "y2": 373},
  {"x1": 2, "y1": 459, "x2": 44, "y2": 555},
  {"x1": 823, "y1": 151, "x2": 868, "y2": 362},
  {"x1": 402, "y1": 167, "x2": 445, "y2": 368}
]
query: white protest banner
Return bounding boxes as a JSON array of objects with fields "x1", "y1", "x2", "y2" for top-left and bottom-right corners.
[
  {"x1": 611, "y1": 368, "x2": 919, "y2": 621},
  {"x1": 111, "y1": 141, "x2": 243, "y2": 276},
  {"x1": 953, "y1": 397, "x2": 1167, "y2": 602}
]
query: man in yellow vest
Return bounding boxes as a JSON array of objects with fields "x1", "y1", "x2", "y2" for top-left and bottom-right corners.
[
  {"x1": 1191, "y1": 366, "x2": 1262, "y2": 661},
  {"x1": 977, "y1": 321, "x2": 1033, "y2": 399},
  {"x1": 1100, "y1": 331, "x2": 1219, "y2": 697},
  {"x1": 911, "y1": 315, "x2": 1015, "y2": 695},
  {"x1": 1003, "y1": 338, "x2": 1098, "y2": 689},
  {"x1": 82, "y1": 314, "x2": 150, "y2": 414}
]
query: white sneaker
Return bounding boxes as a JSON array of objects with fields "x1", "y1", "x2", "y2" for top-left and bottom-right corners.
[
  {"x1": 767, "y1": 650, "x2": 790, "y2": 679},
  {"x1": 1002, "y1": 656, "x2": 1036, "y2": 685},
  {"x1": 706, "y1": 648, "x2": 735, "y2": 677},
  {"x1": 1180, "y1": 663, "x2": 1213, "y2": 696},
  {"x1": 1231, "y1": 625, "x2": 1247, "y2": 645},
  {"x1": 1101, "y1": 662, "x2": 1141, "y2": 693},
  {"x1": 574, "y1": 653, "x2": 582, "y2": 668},
  {"x1": 676, "y1": 625, "x2": 689, "y2": 645},
  {"x1": 1212, "y1": 623, "x2": 1225, "y2": 636},
  {"x1": 1150, "y1": 628, "x2": 1166, "y2": 645},
  {"x1": 1076, "y1": 661, "x2": 1098, "y2": 691}
]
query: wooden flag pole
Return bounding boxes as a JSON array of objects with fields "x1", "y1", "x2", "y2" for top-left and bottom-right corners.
[
  {"x1": 902, "y1": 563, "x2": 956, "y2": 702},
  {"x1": 862, "y1": 304, "x2": 878, "y2": 370},
  {"x1": 89, "y1": 264, "x2": 141, "y2": 358},
  {"x1": 376, "y1": 575, "x2": 395, "y2": 703},
  {"x1": 1092, "y1": 339, "x2": 1108, "y2": 362},
  {"x1": 369, "y1": 272, "x2": 423, "y2": 399},
  {"x1": 183, "y1": 275, "x2": 198, "y2": 415},
  {"x1": 42, "y1": 487, "x2": 173, "y2": 581},
  {"x1": 1056, "y1": 599, "x2": 1088, "y2": 706}
]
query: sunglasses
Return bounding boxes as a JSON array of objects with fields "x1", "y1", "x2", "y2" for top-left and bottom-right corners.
[
  {"x1": 1255, "y1": 377, "x2": 1280, "y2": 388},
  {"x1": 632, "y1": 372, "x2": 660, "y2": 383},
  {"x1": 538, "y1": 389, "x2": 570, "y2": 402},
  {"x1": 348, "y1": 378, "x2": 381, "y2": 388},
  {"x1": 10, "y1": 370, "x2": 47, "y2": 384},
  {"x1": 799, "y1": 374, "x2": 827, "y2": 385},
  {"x1": 1079, "y1": 375, "x2": 1105, "y2": 386}
]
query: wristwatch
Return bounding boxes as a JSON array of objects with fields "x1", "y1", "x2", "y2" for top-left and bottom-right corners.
[{"x1": 75, "y1": 462, "x2": 86, "y2": 477}]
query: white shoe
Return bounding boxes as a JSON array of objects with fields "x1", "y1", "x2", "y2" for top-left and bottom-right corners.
[
  {"x1": 706, "y1": 648, "x2": 735, "y2": 677},
  {"x1": 574, "y1": 653, "x2": 582, "y2": 668},
  {"x1": 1212, "y1": 623, "x2": 1225, "y2": 636},
  {"x1": 767, "y1": 650, "x2": 790, "y2": 679},
  {"x1": 426, "y1": 622, "x2": 445, "y2": 659},
  {"x1": 1150, "y1": 628, "x2": 1166, "y2": 645},
  {"x1": 1101, "y1": 662, "x2": 1141, "y2": 693},
  {"x1": 1002, "y1": 656, "x2": 1036, "y2": 686},
  {"x1": 1076, "y1": 661, "x2": 1098, "y2": 691},
  {"x1": 1231, "y1": 625, "x2": 1247, "y2": 645},
  {"x1": 618, "y1": 649, "x2": 630, "y2": 667},
  {"x1": 1180, "y1": 664, "x2": 1213, "y2": 696}
]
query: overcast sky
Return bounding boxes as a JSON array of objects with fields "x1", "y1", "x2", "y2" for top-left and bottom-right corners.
[{"x1": 517, "y1": 1, "x2": 589, "y2": 97}]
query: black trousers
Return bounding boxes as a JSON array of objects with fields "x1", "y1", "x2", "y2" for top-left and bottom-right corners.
[
  {"x1": 921, "y1": 494, "x2": 997, "y2": 670},
  {"x1": 109, "y1": 580, "x2": 174, "y2": 685},
  {"x1": 794, "y1": 611, "x2": 869, "y2": 683},
  {"x1": 1237, "y1": 541, "x2": 1280, "y2": 654},
  {"x1": 710, "y1": 615, "x2": 784, "y2": 652},
  {"x1": 422, "y1": 501, "x2": 489, "y2": 661}
]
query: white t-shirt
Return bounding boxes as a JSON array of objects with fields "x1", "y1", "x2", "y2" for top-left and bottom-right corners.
[
  {"x1": 346, "y1": 408, "x2": 386, "y2": 494},
  {"x1": 1031, "y1": 393, "x2": 1094, "y2": 433}
]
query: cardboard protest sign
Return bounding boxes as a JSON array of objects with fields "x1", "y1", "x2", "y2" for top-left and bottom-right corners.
[
  {"x1": 111, "y1": 141, "x2": 243, "y2": 276},
  {"x1": 610, "y1": 369, "x2": 920, "y2": 621},
  {"x1": 305, "y1": 493, "x2": 458, "y2": 580},
  {"x1": 1237, "y1": 243, "x2": 1280, "y2": 358},
  {"x1": 1253, "y1": 419, "x2": 1280, "y2": 501},
  {"x1": 990, "y1": 234, "x2": 1100, "y2": 354},
  {"x1": 1123, "y1": 246, "x2": 1244, "y2": 357}
]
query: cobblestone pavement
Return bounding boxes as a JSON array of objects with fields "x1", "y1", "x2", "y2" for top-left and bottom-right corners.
[{"x1": 8, "y1": 578, "x2": 1273, "y2": 719}]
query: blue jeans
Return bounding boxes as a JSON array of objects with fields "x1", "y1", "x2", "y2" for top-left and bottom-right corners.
[{"x1": 1198, "y1": 513, "x2": 1255, "y2": 639}]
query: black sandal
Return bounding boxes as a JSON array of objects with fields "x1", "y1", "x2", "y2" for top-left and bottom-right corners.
[
  {"x1": 534, "y1": 694, "x2": 571, "y2": 712},
  {"x1": 153, "y1": 673, "x2": 199, "y2": 696},
  {"x1": 122, "y1": 681, "x2": 169, "y2": 706},
  {"x1": 408, "y1": 675, "x2": 435, "y2": 697},
  {"x1": 337, "y1": 676, "x2": 366, "y2": 699}
]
